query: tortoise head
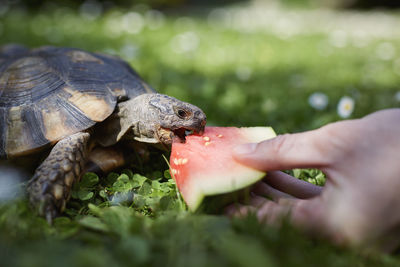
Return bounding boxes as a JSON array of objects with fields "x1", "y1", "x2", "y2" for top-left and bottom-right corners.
[
  {"x1": 96, "y1": 93, "x2": 206, "y2": 147},
  {"x1": 147, "y1": 94, "x2": 207, "y2": 144}
]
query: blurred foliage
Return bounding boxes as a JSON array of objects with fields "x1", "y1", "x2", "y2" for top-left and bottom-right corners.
[
  {"x1": 1, "y1": 174, "x2": 400, "y2": 267},
  {"x1": 271, "y1": 0, "x2": 400, "y2": 9},
  {"x1": 4, "y1": 0, "x2": 400, "y2": 10},
  {"x1": 1, "y1": 0, "x2": 248, "y2": 10},
  {"x1": 328, "y1": 0, "x2": 400, "y2": 9},
  {"x1": 1, "y1": 2, "x2": 400, "y2": 267}
]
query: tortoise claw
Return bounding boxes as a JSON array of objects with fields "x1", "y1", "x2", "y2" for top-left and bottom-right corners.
[
  {"x1": 45, "y1": 206, "x2": 58, "y2": 225},
  {"x1": 37, "y1": 194, "x2": 58, "y2": 225}
]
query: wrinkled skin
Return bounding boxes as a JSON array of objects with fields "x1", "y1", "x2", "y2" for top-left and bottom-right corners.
[
  {"x1": 226, "y1": 109, "x2": 400, "y2": 252},
  {"x1": 95, "y1": 93, "x2": 206, "y2": 146}
]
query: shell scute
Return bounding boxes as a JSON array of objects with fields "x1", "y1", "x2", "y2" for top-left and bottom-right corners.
[{"x1": 0, "y1": 45, "x2": 153, "y2": 158}]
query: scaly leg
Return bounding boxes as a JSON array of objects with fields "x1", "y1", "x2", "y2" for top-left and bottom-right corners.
[{"x1": 27, "y1": 132, "x2": 90, "y2": 223}]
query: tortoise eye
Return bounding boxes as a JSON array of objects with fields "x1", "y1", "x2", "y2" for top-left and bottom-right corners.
[
  {"x1": 178, "y1": 109, "x2": 186, "y2": 117},
  {"x1": 176, "y1": 108, "x2": 191, "y2": 119}
]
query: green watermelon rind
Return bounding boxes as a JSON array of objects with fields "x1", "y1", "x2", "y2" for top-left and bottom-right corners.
[
  {"x1": 172, "y1": 127, "x2": 276, "y2": 211},
  {"x1": 185, "y1": 168, "x2": 267, "y2": 211}
]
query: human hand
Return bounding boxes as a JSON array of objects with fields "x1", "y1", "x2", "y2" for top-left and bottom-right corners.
[{"x1": 226, "y1": 109, "x2": 400, "y2": 252}]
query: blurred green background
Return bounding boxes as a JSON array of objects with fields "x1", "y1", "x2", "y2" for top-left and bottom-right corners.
[{"x1": 1, "y1": 0, "x2": 400, "y2": 266}]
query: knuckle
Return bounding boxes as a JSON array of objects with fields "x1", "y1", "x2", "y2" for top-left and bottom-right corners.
[
  {"x1": 317, "y1": 122, "x2": 356, "y2": 164},
  {"x1": 267, "y1": 133, "x2": 293, "y2": 158}
]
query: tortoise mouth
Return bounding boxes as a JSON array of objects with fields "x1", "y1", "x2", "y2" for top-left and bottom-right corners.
[
  {"x1": 173, "y1": 128, "x2": 191, "y2": 142},
  {"x1": 173, "y1": 127, "x2": 205, "y2": 143},
  {"x1": 158, "y1": 127, "x2": 204, "y2": 145}
]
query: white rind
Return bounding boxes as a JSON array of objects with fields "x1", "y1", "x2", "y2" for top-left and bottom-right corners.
[
  {"x1": 186, "y1": 168, "x2": 266, "y2": 211},
  {"x1": 183, "y1": 126, "x2": 276, "y2": 211},
  {"x1": 239, "y1": 127, "x2": 276, "y2": 143}
]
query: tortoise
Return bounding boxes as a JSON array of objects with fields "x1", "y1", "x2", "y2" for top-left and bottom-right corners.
[{"x1": 0, "y1": 44, "x2": 206, "y2": 222}]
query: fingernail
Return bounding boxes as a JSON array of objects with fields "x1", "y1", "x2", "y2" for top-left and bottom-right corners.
[{"x1": 233, "y1": 143, "x2": 257, "y2": 155}]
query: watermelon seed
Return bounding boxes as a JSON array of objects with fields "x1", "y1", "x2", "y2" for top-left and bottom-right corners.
[
  {"x1": 205, "y1": 142, "x2": 211, "y2": 146},
  {"x1": 217, "y1": 134, "x2": 223, "y2": 138},
  {"x1": 203, "y1": 136, "x2": 210, "y2": 141},
  {"x1": 173, "y1": 158, "x2": 188, "y2": 165}
]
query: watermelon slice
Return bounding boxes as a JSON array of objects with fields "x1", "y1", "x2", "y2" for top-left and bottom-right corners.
[{"x1": 170, "y1": 126, "x2": 276, "y2": 211}]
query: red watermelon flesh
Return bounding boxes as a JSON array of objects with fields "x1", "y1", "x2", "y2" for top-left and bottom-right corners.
[{"x1": 170, "y1": 126, "x2": 276, "y2": 211}]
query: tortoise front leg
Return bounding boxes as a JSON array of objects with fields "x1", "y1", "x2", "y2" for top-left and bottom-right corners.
[
  {"x1": 27, "y1": 132, "x2": 90, "y2": 223},
  {"x1": 85, "y1": 142, "x2": 150, "y2": 174},
  {"x1": 85, "y1": 146, "x2": 126, "y2": 175}
]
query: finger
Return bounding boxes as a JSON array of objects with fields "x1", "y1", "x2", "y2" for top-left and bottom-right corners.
[
  {"x1": 225, "y1": 197, "x2": 332, "y2": 241},
  {"x1": 265, "y1": 171, "x2": 322, "y2": 199},
  {"x1": 249, "y1": 194, "x2": 270, "y2": 207},
  {"x1": 227, "y1": 199, "x2": 295, "y2": 225},
  {"x1": 225, "y1": 203, "x2": 257, "y2": 218},
  {"x1": 256, "y1": 198, "x2": 328, "y2": 233},
  {"x1": 233, "y1": 129, "x2": 333, "y2": 171},
  {"x1": 252, "y1": 180, "x2": 295, "y2": 201},
  {"x1": 226, "y1": 194, "x2": 345, "y2": 247},
  {"x1": 226, "y1": 198, "x2": 300, "y2": 225},
  {"x1": 256, "y1": 200, "x2": 292, "y2": 225}
]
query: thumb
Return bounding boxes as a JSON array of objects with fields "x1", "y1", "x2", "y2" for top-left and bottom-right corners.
[{"x1": 233, "y1": 130, "x2": 332, "y2": 171}]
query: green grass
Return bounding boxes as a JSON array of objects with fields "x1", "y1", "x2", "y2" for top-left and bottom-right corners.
[{"x1": 1, "y1": 4, "x2": 400, "y2": 267}]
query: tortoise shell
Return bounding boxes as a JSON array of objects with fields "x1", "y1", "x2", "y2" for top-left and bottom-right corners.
[{"x1": 0, "y1": 45, "x2": 155, "y2": 158}]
